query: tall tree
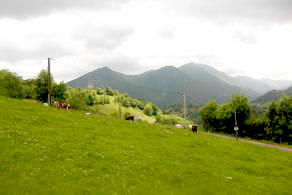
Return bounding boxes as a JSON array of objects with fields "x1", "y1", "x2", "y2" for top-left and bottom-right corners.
[
  {"x1": 0, "y1": 70, "x2": 24, "y2": 98},
  {"x1": 35, "y1": 70, "x2": 53, "y2": 102},
  {"x1": 266, "y1": 96, "x2": 292, "y2": 143},
  {"x1": 51, "y1": 82, "x2": 67, "y2": 102},
  {"x1": 230, "y1": 95, "x2": 251, "y2": 136},
  {"x1": 199, "y1": 100, "x2": 218, "y2": 131}
]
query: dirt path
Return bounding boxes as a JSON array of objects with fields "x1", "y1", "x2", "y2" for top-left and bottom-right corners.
[{"x1": 199, "y1": 131, "x2": 292, "y2": 152}]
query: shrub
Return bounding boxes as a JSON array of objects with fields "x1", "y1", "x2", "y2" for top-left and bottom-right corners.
[
  {"x1": 144, "y1": 103, "x2": 154, "y2": 116},
  {"x1": 23, "y1": 79, "x2": 36, "y2": 99},
  {"x1": 66, "y1": 89, "x2": 88, "y2": 110},
  {"x1": 156, "y1": 115, "x2": 191, "y2": 126},
  {"x1": 97, "y1": 95, "x2": 110, "y2": 105},
  {"x1": 51, "y1": 82, "x2": 67, "y2": 102},
  {"x1": 96, "y1": 88, "x2": 104, "y2": 95},
  {"x1": 0, "y1": 70, "x2": 25, "y2": 98},
  {"x1": 105, "y1": 87, "x2": 118, "y2": 96}
]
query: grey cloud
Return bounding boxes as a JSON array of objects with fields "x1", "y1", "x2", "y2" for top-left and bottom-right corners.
[
  {"x1": 158, "y1": 26, "x2": 176, "y2": 39},
  {"x1": 233, "y1": 31, "x2": 258, "y2": 44},
  {"x1": 77, "y1": 25, "x2": 134, "y2": 50},
  {"x1": 0, "y1": 40, "x2": 74, "y2": 62},
  {"x1": 0, "y1": 0, "x2": 129, "y2": 19},
  {"x1": 165, "y1": 0, "x2": 292, "y2": 24}
]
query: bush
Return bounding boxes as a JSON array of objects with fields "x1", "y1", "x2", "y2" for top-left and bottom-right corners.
[
  {"x1": 144, "y1": 103, "x2": 154, "y2": 116},
  {"x1": 66, "y1": 89, "x2": 88, "y2": 110},
  {"x1": 156, "y1": 115, "x2": 191, "y2": 126},
  {"x1": 265, "y1": 96, "x2": 292, "y2": 143},
  {"x1": 199, "y1": 100, "x2": 217, "y2": 131},
  {"x1": 23, "y1": 79, "x2": 36, "y2": 99},
  {"x1": 151, "y1": 103, "x2": 160, "y2": 116},
  {"x1": 96, "y1": 88, "x2": 104, "y2": 95},
  {"x1": 96, "y1": 95, "x2": 110, "y2": 105},
  {"x1": 52, "y1": 82, "x2": 67, "y2": 102},
  {"x1": 0, "y1": 70, "x2": 25, "y2": 98},
  {"x1": 104, "y1": 87, "x2": 118, "y2": 96}
]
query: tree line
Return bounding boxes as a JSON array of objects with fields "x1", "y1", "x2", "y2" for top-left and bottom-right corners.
[
  {"x1": 199, "y1": 95, "x2": 291, "y2": 144},
  {"x1": 0, "y1": 69, "x2": 164, "y2": 118}
]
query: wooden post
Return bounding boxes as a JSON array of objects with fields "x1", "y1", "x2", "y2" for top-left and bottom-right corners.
[
  {"x1": 48, "y1": 58, "x2": 51, "y2": 105},
  {"x1": 183, "y1": 93, "x2": 187, "y2": 119}
]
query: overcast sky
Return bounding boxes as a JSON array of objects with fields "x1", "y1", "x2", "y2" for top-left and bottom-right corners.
[{"x1": 0, "y1": 0, "x2": 292, "y2": 82}]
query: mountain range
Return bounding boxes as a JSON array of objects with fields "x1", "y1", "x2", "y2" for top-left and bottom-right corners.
[
  {"x1": 252, "y1": 86, "x2": 292, "y2": 104},
  {"x1": 67, "y1": 63, "x2": 291, "y2": 108}
]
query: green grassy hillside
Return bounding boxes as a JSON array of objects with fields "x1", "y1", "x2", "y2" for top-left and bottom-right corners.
[{"x1": 0, "y1": 96, "x2": 291, "y2": 194}]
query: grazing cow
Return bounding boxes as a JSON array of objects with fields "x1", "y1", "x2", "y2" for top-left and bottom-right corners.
[
  {"x1": 60, "y1": 103, "x2": 71, "y2": 111},
  {"x1": 53, "y1": 101, "x2": 60, "y2": 108},
  {"x1": 125, "y1": 116, "x2": 134, "y2": 121},
  {"x1": 190, "y1": 125, "x2": 198, "y2": 134},
  {"x1": 43, "y1": 103, "x2": 49, "y2": 107}
]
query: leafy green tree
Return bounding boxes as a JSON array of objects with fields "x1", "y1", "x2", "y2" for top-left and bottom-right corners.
[
  {"x1": 23, "y1": 79, "x2": 36, "y2": 99},
  {"x1": 230, "y1": 95, "x2": 251, "y2": 135},
  {"x1": 199, "y1": 100, "x2": 218, "y2": 131},
  {"x1": 105, "y1": 87, "x2": 118, "y2": 96},
  {"x1": 97, "y1": 95, "x2": 110, "y2": 105},
  {"x1": 0, "y1": 70, "x2": 24, "y2": 98},
  {"x1": 66, "y1": 89, "x2": 88, "y2": 109},
  {"x1": 246, "y1": 118, "x2": 267, "y2": 140},
  {"x1": 215, "y1": 104, "x2": 233, "y2": 133},
  {"x1": 35, "y1": 70, "x2": 53, "y2": 102},
  {"x1": 96, "y1": 88, "x2": 104, "y2": 95},
  {"x1": 150, "y1": 103, "x2": 160, "y2": 116},
  {"x1": 144, "y1": 103, "x2": 154, "y2": 116},
  {"x1": 52, "y1": 82, "x2": 67, "y2": 102},
  {"x1": 266, "y1": 96, "x2": 292, "y2": 143}
]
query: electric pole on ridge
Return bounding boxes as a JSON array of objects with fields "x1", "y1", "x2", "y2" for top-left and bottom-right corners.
[
  {"x1": 234, "y1": 107, "x2": 239, "y2": 141},
  {"x1": 182, "y1": 93, "x2": 187, "y2": 119},
  {"x1": 48, "y1": 57, "x2": 51, "y2": 105}
]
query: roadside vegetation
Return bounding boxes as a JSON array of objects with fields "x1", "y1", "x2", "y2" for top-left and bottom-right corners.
[{"x1": 199, "y1": 95, "x2": 292, "y2": 144}]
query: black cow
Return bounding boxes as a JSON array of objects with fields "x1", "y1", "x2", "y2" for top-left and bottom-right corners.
[
  {"x1": 190, "y1": 125, "x2": 198, "y2": 134},
  {"x1": 125, "y1": 116, "x2": 134, "y2": 121}
]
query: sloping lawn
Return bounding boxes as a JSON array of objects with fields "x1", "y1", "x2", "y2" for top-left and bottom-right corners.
[{"x1": 0, "y1": 96, "x2": 291, "y2": 194}]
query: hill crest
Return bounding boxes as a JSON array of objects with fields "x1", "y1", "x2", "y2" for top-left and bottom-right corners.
[{"x1": 67, "y1": 63, "x2": 285, "y2": 108}]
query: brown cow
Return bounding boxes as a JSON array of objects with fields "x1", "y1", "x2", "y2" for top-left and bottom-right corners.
[
  {"x1": 60, "y1": 103, "x2": 71, "y2": 111},
  {"x1": 125, "y1": 116, "x2": 134, "y2": 121},
  {"x1": 189, "y1": 125, "x2": 198, "y2": 134}
]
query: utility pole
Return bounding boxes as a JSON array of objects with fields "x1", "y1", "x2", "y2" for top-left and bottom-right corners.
[
  {"x1": 47, "y1": 57, "x2": 51, "y2": 105},
  {"x1": 182, "y1": 93, "x2": 187, "y2": 119},
  {"x1": 234, "y1": 108, "x2": 239, "y2": 141}
]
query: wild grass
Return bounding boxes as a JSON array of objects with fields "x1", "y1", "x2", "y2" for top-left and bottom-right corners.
[{"x1": 0, "y1": 96, "x2": 291, "y2": 194}]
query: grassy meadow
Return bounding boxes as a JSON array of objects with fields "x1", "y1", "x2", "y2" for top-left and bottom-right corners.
[{"x1": 0, "y1": 96, "x2": 291, "y2": 194}]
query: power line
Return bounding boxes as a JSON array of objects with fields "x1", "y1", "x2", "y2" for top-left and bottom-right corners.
[{"x1": 50, "y1": 58, "x2": 91, "y2": 73}]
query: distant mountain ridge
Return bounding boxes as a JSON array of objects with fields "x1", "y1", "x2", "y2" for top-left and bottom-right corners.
[
  {"x1": 252, "y1": 86, "x2": 292, "y2": 104},
  {"x1": 260, "y1": 78, "x2": 292, "y2": 90},
  {"x1": 232, "y1": 76, "x2": 274, "y2": 94},
  {"x1": 67, "y1": 63, "x2": 289, "y2": 108}
]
